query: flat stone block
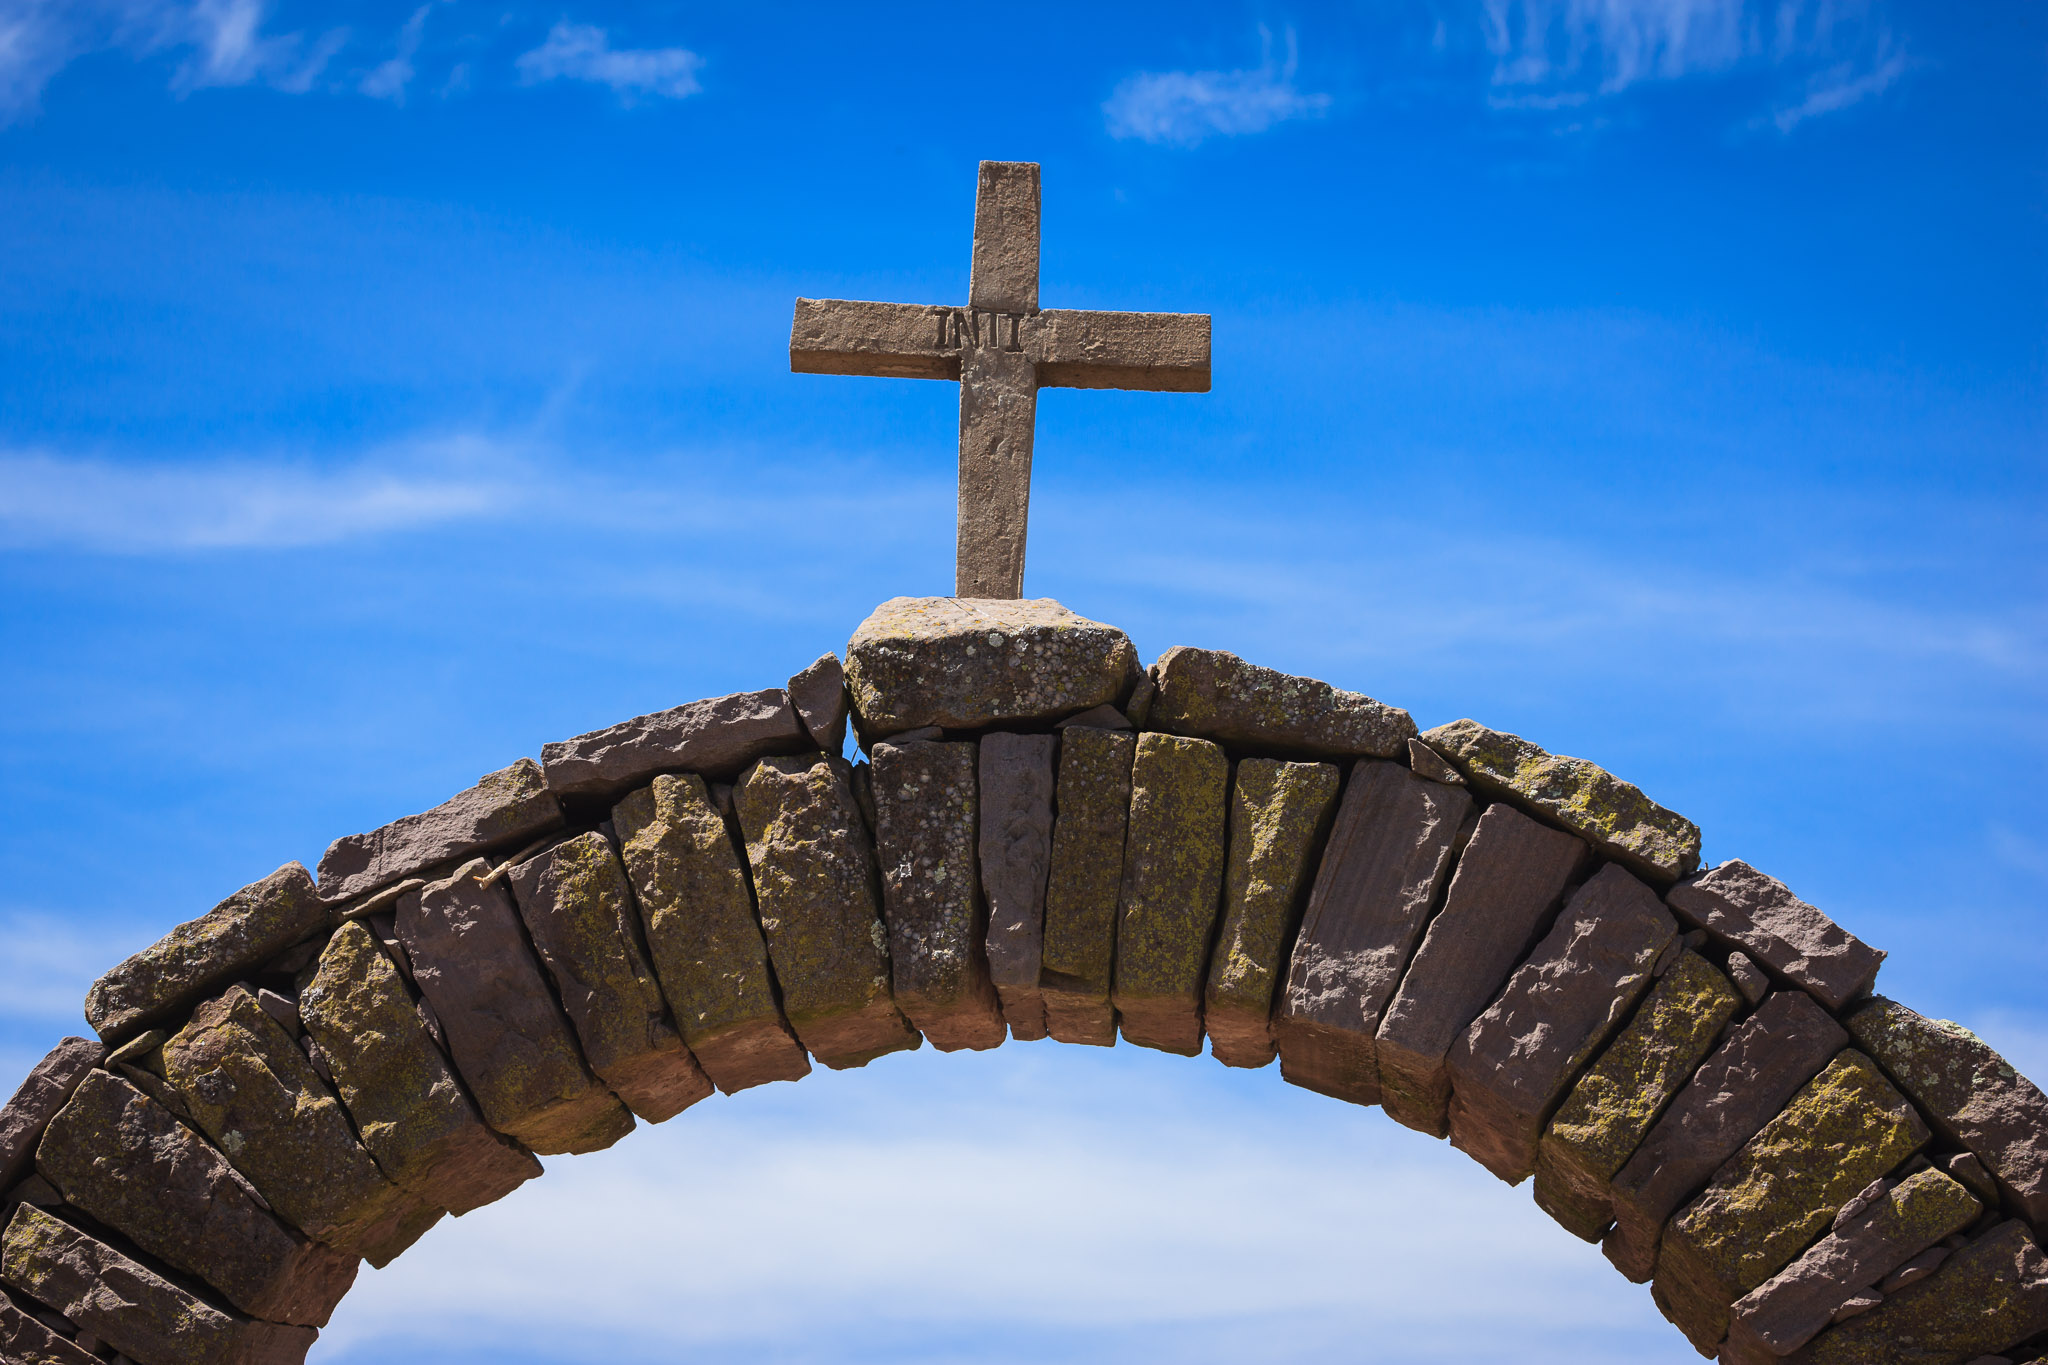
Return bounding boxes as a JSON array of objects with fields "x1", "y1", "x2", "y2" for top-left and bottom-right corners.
[
  {"x1": 1449, "y1": 863, "x2": 1677, "y2": 1184},
  {"x1": 1667, "y1": 861, "x2": 1884, "y2": 1012},
  {"x1": 396, "y1": 861, "x2": 634, "y2": 1157},
  {"x1": 1793, "y1": 1220, "x2": 2048, "y2": 1365},
  {"x1": 977, "y1": 733, "x2": 1057, "y2": 1042},
  {"x1": 614, "y1": 774, "x2": 810, "y2": 1094},
  {"x1": 789, "y1": 652, "x2": 851, "y2": 755},
  {"x1": 86, "y1": 864, "x2": 327, "y2": 1045},
  {"x1": 1204, "y1": 758, "x2": 1340, "y2": 1069},
  {"x1": 844, "y1": 597, "x2": 1138, "y2": 737},
  {"x1": 0, "y1": 1282, "x2": 99, "y2": 1365},
  {"x1": 1421, "y1": 719, "x2": 1700, "y2": 883},
  {"x1": 543, "y1": 690, "x2": 810, "y2": 803},
  {"x1": 1146, "y1": 647, "x2": 1416, "y2": 760},
  {"x1": 1040, "y1": 726, "x2": 1134, "y2": 1047},
  {"x1": 0, "y1": 1040, "x2": 101, "y2": 1194},
  {"x1": 319, "y1": 759, "x2": 564, "y2": 903},
  {"x1": 1375, "y1": 803, "x2": 1588, "y2": 1136},
  {"x1": 737, "y1": 753, "x2": 920, "y2": 1069},
  {"x1": 1112, "y1": 733, "x2": 1229, "y2": 1056}
]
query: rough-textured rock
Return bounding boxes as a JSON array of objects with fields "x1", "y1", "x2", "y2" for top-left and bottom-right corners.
[
  {"x1": 319, "y1": 759, "x2": 565, "y2": 902},
  {"x1": 1273, "y1": 761, "x2": 1475, "y2": 1105},
  {"x1": 35, "y1": 1070, "x2": 357, "y2": 1327},
  {"x1": 1654, "y1": 1051, "x2": 1931, "y2": 1353},
  {"x1": 1, "y1": 1204, "x2": 317, "y2": 1365},
  {"x1": 396, "y1": 861, "x2": 634, "y2": 1156},
  {"x1": 613, "y1": 774, "x2": 810, "y2": 1093},
  {"x1": 507, "y1": 833, "x2": 712, "y2": 1123},
  {"x1": 542, "y1": 690, "x2": 810, "y2": 803},
  {"x1": 978, "y1": 732, "x2": 1057, "y2": 1041},
  {"x1": 1375, "y1": 804, "x2": 1589, "y2": 1136},
  {"x1": 0, "y1": 1282, "x2": 99, "y2": 1365},
  {"x1": 1726, "y1": 951, "x2": 1769, "y2": 1006},
  {"x1": 788, "y1": 653, "x2": 851, "y2": 755},
  {"x1": 1448, "y1": 863, "x2": 1678, "y2": 1183},
  {"x1": 1421, "y1": 719, "x2": 1700, "y2": 882},
  {"x1": 1727, "y1": 1167, "x2": 1983, "y2": 1358},
  {"x1": 1605, "y1": 990, "x2": 1849, "y2": 1283},
  {"x1": 1667, "y1": 862, "x2": 1884, "y2": 1012},
  {"x1": 1204, "y1": 759, "x2": 1340, "y2": 1069},
  {"x1": 1846, "y1": 996, "x2": 2048, "y2": 1226},
  {"x1": 0, "y1": 1041, "x2": 101, "y2": 1194},
  {"x1": 736, "y1": 753, "x2": 920, "y2": 1069},
  {"x1": 1795, "y1": 1220, "x2": 2048, "y2": 1365},
  {"x1": 871, "y1": 740, "x2": 1006, "y2": 1051},
  {"x1": 1146, "y1": 647, "x2": 1416, "y2": 760},
  {"x1": 1407, "y1": 738, "x2": 1464, "y2": 786},
  {"x1": 85, "y1": 865, "x2": 327, "y2": 1045},
  {"x1": 844, "y1": 597, "x2": 1139, "y2": 736},
  {"x1": 1039, "y1": 726, "x2": 1134, "y2": 1046},
  {"x1": 1112, "y1": 733, "x2": 1229, "y2": 1056},
  {"x1": 297, "y1": 920, "x2": 540, "y2": 1216},
  {"x1": 1055, "y1": 703, "x2": 1130, "y2": 731},
  {"x1": 1534, "y1": 951, "x2": 1742, "y2": 1241}
]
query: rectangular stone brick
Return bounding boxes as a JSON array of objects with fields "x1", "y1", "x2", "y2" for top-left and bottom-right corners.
[
  {"x1": 1666, "y1": 861, "x2": 1883, "y2": 1012},
  {"x1": 1146, "y1": 647, "x2": 1416, "y2": 759},
  {"x1": 613, "y1": 774, "x2": 810, "y2": 1094},
  {"x1": 396, "y1": 861, "x2": 634, "y2": 1157},
  {"x1": 319, "y1": 758, "x2": 564, "y2": 903},
  {"x1": 978, "y1": 732, "x2": 1056, "y2": 1041},
  {"x1": 0, "y1": 1282, "x2": 98, "y2": 1365},
  {"x1": 1794, "y1": 1219, "x2": 2048, "y2": 1365},
  {"x1": 0, "y1": 1040, "x2": 101, "y2": 1194},
  {"x1": 1273, "y1": 761, "x2": 1475, "y2": 1106},
  {"x1": 543, "y1": 689, "x2": 811, "y2": 803},
  {"x1": 1112, "y1": 733, "x2": 1229, "y2": 1056},
  {"x1": 1204, "y1": 758, "x2": 1340, "y2": 1069},
  {"x1": 737, "y1": 753, "x2": 920, "y2": 1069},
  {"x1": 1448, "y1": 863, "x2": 1677, "y2": 1183},
  {"x1": 507, "y1": 832, "x2": 712, "y2": 1122},
  {"x1": 1040, "y1": 727, "x2": 1135, "y2": 1046},
  {"x1": 1375, "y1": 803, "x2": 1589, "y2": 1136},
  {"x1": 788, "y1": 652, "x2": 850, "y2": 754}
]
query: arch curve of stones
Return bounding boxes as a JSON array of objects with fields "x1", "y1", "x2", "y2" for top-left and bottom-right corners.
[{"x1": 2, "y1": 596, "x2": 2044, "y2": 1365}]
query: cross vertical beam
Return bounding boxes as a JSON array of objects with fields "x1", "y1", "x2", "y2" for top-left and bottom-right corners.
[{"x1": 958, "y1": 163, "x2": 1041, "y2": 598}]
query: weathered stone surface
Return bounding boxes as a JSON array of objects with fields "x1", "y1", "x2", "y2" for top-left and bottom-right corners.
[
  {"x1": 1273, "y1": 761, "x2": 1475, "y2": 1106},
  {"x1": 0, "y1": 1041, "x2": 101, "y2": 1194},
  {"x1": 788, "y1": 653, "x2": 850, "y2": 755},
  {"x1": 613, "y1": 774, "x2": 810, "y2": 1094},
  {"x1": 0, "y1": 1282, "x2": 99, "y2": 1365},
  {"x1": 1726, "y1": 951, "x2": 1768, "y2": 1006},
  {"x1": 298, "y1": 920, "x2": 540, "y2": 1216},
  {"x1": 1727, "y1": 1167, "x2": 1982, "y2": 1358},
  {"x1": 1796, "y1": 1220, "x2": 2048, "y2": 1365},
  {"x1": 737, "y1": 753, "x2": 920, "y2": 1069},
  {"x1": 1055, "y1": 703, "x2": 1130, "y2": 731},
  {"x1": 1449, "y1": 863, "x2": 1677, "y2": 1183},
  {"x1": 542, "y1": 690, "x2": 809, "y2": 804},
  {"x1": 1407, "y1": 738, "x2": 1464, "y2": 786},
  {"x1": 1112, "y1": 733, "x2": 1229, "y2": 1056},
  {"x1": 319, "y1": 759, "x2": 564, "y2": 903},
  {"x1": 1204, "y1": 759, "x2": 1340, "y2": 1069},
  {"x1": 86, "y1": 865, "x2": 327, "y2": 1045},
  {"x1": 1039, "y1": 726, "x2": 1134, "y2": 1046},
  {"x1": 1607, "y1": 990, "x2": 1850, "y2": 1282},
  {"x1": 1146, "y1": 647, "x2": 1415, "y2": 760},
  {"x1": 1655, "y1": 1051, "x2": 1931, "y2": 1353},
  {"x1": 1421, "y1": 719, "x2": 1700, "y2": 882},
  {"x1": 872, "y1": 740, "x2": 1006, "y2": 1051},
  {"x1": 844, "y1": 597, "x2": 1138, "y2": 736},
  {"x1": 36, "y1": 1071, "x2": 357, "y2": 1327},
  {"x1": 1667, "y1": 862, "x2": 1884, "y2": 1012},
  {"x1": 396, "y1": 861, "x2": 634, "y2": 1156},
  {"x1": 978, "y1": 732, "x2": 1056, "y2": 1041},
  {"x1": 1, "y1": 1205, "x2": 317, "y2": 1365},
  {"x1": 507, "y1": 833, "x2": 712, "y2": 1123},
  {"x1": 1534, "y1": 951, "x2": 1742, "y2": 1241},
  {"x1": 1375, "y1": 804, "x2": 1589, "y2": 1136},
  {"x1": 1846, "y1": 996, "x2": 2048, "y2": 1225}
]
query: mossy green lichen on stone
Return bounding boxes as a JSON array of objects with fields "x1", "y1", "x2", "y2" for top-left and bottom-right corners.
[
  {"x1": 1039, "y1": 726, "x2": 1135, "y2": 1046},
  {"x1": 1112, "y1": 732, "x2": 1230, "y2": 1056},
  {"x1": 1148, "y1": 647, "x2": 1416, "y2": 759},
  {"x1": 1794, "y1": 1219, "x2": 2048, "y2": 1365}
]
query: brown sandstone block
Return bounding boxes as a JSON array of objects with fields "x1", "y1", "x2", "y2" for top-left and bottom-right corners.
[
  {"x1": 1272, "y1": 761, "x2": 1475, "y2": 1105},
  {"x1": 788, "y1": 652, "x2": 851, "y2": 754},
  {"x1": 0, "y1": 1040, "x2": 102, "y2": 1194},
  {"x1": 1534, "y1": 951, "x2": 1742, "y2": 1241},
  {"x1": 1204, "y1": 758, "x2": 1340, "y2": 1069},
  {"x1": 1605, "y1": 989, "x2": 1848, "y2": 1282},
  {"x1": 977, "y1": 733, "x2": 1057, "y2": 1041},
  {"x1": 1666, "y1": 861, "x2": 1884, "y2": 1012},
  {"x1": 1, "y1": 1204, "x2": 317, "y2": 1365},
  {"x1": 319, "y1": 759, "x2": 563, "y2": 903},
  {"x1": 1792, "y1": 1219, "x2": 2048, "y2": 1365},
  {"x1": 396, "y1": 861, "x2": 634, "y2": 1157},
  {"x1": 736, "y1": 753, "x2": 920, "y2": 1069},
  {"x1": 1112, "y1": 733, "x2": 1229, "y2": 1056},
  {"x1": 613, "y1": 774, "x2": 810, "y2": 1093},
  {"x1": 543, "y1": 690, "x2": 810, "y2": 803},
  {"x1": 1448, "y1": 863, "x2": 1677, "y2": 1183},
  {"x1": 0, "y1": 1282, "x2": 99, "y2": 1365},
  {"x1": 1146, "y1": 647, "x2": 1416, "y2": 760},
  {"x1": 1374, "y1": 804, "x2": 1589, "y2": 1136},
  {"x1": 297, "y1": 920, "x2": 541, "y2": 1216},
  {"x1": 85, "y1": 865, "x2": 327, "y2": 1045},
  {"x1": 1039, "y1": 726, "x2": 1134, "y2": 1046},
  {"x1": 872, "y1": 741, "x2": 1006, "y2": 1051}
]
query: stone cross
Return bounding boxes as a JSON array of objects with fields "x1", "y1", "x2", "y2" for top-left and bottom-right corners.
[{"x1": 790, "y1": 161, "x2": 1211, "y2": 599}]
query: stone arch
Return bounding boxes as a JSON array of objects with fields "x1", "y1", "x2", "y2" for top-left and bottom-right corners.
[{"x1": 2, "y1": 596, "x2": 2044, "y2": 1365}]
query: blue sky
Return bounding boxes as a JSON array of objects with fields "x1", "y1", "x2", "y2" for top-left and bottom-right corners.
[{"x1": 1, "y1": 2, "x2": 2042, "y2": 1361}]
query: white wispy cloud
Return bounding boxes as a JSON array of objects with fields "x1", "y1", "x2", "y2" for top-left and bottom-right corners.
[
  {"x1": 162, "y1": 0, "x2": 344, "y2": 94},
  {"x1": 359, "y1": 2, "x2": 429, "y2": 104},
  {"x1": 1769, "y1": 42, "x2": 1906, "y2": 132},
  {"x1": 514, "y1": 21, "x2": 702, "y2": 102},
  {"x1": 1104, "y1": 27, "x2": 1329, "y2": 148}
]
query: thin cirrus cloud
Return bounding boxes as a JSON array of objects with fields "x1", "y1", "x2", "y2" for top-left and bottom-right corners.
[
  {"x1": 513, "y1": 21, "x2": 703, "y2": 102},
  {"x1": 1103, "y1": 27, "x2": 1329, "y2": 148}
]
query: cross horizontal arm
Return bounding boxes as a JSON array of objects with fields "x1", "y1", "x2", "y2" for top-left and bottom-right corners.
[
  {"x1": 790, "y1": 299, "x2": 958, "y2": 381},
  {"x1": 1035, "y1": 309, "x2": 1210, "y2": 393}
]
